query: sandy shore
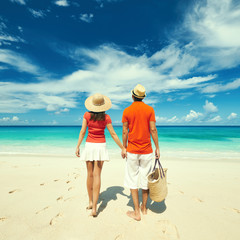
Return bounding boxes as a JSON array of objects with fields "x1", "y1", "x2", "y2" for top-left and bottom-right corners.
[{"x1": 0, "y1": 153, "x2": 240, "y2": 240}]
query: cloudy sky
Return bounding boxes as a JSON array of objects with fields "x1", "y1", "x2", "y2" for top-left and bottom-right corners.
[{"x1": 0, "y1": 0, "x2": 240, "y2": 125}]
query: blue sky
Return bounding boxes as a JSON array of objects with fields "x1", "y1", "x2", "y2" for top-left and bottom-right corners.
[{"x1": 0, "y1": 0, "x2": 240, "y2": 125}]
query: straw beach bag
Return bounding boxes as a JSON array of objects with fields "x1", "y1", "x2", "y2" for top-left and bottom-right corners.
[{"x1": 148, "y1": 158, "x2": 168, "y2": 202}]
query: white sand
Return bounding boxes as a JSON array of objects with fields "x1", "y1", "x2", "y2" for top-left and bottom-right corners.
[{"x1": 0, "y1": 153, "x2": 240, "y2": 240}]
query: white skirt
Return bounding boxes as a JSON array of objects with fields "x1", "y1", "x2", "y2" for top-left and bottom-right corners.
[{"x1": 80, "y1": 142, "x2": 110, "y2": 161}]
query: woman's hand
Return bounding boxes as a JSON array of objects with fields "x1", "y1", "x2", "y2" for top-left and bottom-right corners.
[
  {"x1": 121, "y1": 147, "x2": 127, "y2": 159},
  {"x1": 75, "y1": 147, "x2": 80, "y2": 157}
]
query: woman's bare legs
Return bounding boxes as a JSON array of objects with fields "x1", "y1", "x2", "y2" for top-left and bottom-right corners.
[
  {"x1": 91, "y1": 161, "x2": 104, "y2": 216},
  {"x1": 86, "y1": 161, "x2": 94, "y2": 209}
]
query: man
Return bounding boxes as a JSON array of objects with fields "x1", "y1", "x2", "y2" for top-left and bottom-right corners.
[{"x1": 122, "y1": 84, "x2": 160, "y2": 221}]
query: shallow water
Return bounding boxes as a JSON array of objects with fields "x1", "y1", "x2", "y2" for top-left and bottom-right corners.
[{"x1": 0, "y1": 126, "x2": 240, "y2": 159}]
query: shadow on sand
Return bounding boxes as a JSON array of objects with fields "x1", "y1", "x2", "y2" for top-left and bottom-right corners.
[
  {"x1": 126, "y1": 189, "x2": 167, "y2": 214},
  {"x1": 98, "y1": 186, "x2": 166, "y2": 215},
  {"x1": 97, "y1": 186, "x2": 130, "y2": 214}
]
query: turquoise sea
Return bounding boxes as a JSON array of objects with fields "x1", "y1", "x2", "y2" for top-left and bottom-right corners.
[{"x1": 0, "y1": 126, "x2": 240, "y2": 159}]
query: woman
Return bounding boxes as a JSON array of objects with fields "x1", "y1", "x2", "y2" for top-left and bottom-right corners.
[{"x1": 75, "y1": 93, "x2": 126, "y2": 217}]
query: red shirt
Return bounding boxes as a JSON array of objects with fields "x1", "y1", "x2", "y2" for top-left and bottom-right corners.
[
  {"x1": 84, "y1": 112, "x2": 112, "y2": 143},
  {"x1": 122, "y1": 102, "x2": 156, "y2": 154}
]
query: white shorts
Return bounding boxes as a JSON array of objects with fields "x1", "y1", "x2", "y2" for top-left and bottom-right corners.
[
  {"x1": 124, "y1": 152, "x2": 153, "y2": 190},
  {"x1": 80, "y1": 142, "x2": 110, "y2": 161}
]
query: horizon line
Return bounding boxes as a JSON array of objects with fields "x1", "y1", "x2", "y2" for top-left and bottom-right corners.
[{"x1": 1, "y1": 125, "x2": 240, "y2": 127}]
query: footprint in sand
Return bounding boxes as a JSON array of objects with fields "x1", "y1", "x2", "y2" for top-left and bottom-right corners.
[
  {"x1": 56, "y1": 196, "x2": 63, "y2": 201},
  {"x1": 64, "y1": 196, "x2": 76, "y2": 202},
  {"x1": 193, "y1": 197, "x2": 204, "y2": 203},
  {"x1": 35, "y1": 206, "x2": 51, "y2": 214},
  {"x1": 232, "y1": 208, "x2": 240, "y2": 214},
  {"x1": 54, "y1": 179, "x2": 60, "y2": 182},
  {"x1": 68, "y1": 187, "x2": 74, "y2": 191},
  {"x1": 115, "y1": 234, "x2": 124, "y2": 240},
  {"x1": 179, "y1": 191, "x2": 184, "y2": 194},
  {"x1": 9, "y1": 189, "x2": 21, "y2": 194},
  {"x1": 0, "y1": 217, "x2": 7, "y2": 222},
  {"x1": 40, "y1": 183, "x2": 45, "y2": 186},
  {"x1": 49, "y1": 213, "x2": 63, "y2": 226},
  {"x1": 157, "y1": 220, "x2": 180, "y2": 240},
  {"x1": 66, "y1": 180, "x2": 71, "y2": 184}
]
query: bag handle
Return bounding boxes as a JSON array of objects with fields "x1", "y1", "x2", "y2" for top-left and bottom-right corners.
[{"x1": 153, "y1": 158, "x2": 165, "y2": 178}]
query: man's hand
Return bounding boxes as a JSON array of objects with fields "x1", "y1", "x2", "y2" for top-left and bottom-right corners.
[
  {"x1": 155, "y1": 148, "x2": 160, "y2": 159},
  {"x1": 75, "y1": 147, "x2": 80, "y2": 157},
  {"x1": 121, "y1": 147, "x2": 127, "y2": 159}
]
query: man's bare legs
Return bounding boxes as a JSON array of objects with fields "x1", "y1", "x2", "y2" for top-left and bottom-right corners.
[
  {"x1": 91, "y1": 161, "x2": 104, "y2": 216},
  {"x1": 127, "y1": 189, "x2": 141, "y2": 221},
  {"x1": 86, "y1": 161, "x2": 104, "y2": 216},
  {"x1": 141, "y1": 189, "x2": 149, "y2": 214}
]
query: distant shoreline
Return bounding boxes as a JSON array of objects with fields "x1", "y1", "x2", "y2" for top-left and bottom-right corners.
[{"x1": 1, "y1": 125, "x2": 240, "y2": 127}]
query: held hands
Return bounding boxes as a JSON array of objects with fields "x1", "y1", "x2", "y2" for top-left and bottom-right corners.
[
  {"x1": 75, "y1": 147, "x2": 80, "y2": 157},
  {"x1": 121, "y1": 147, "x2": 127, "y2": 159},
  {"x1": 155, "y1": 148, "x2": 160, "y2": 159}
]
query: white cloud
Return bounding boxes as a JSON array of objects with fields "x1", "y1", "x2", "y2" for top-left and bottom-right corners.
[
  {"x1": 12, "y1": 116, "x2": 19, "y2": 121},
  {"x1": 184, "y1": 110, "x2": 203, "y2": 122},
  {"x1": 0, "y1": 18, "x2": 25, "y2": 45},
  {"x1": 55, "y1": 108, "x2": 70, "y2": 114},
  {"x1": 201, "y1": 78, "x2": 240, "y2": 93},
  {"x1": 185, "y1": 0, "x2": 240, "y2": 48},
  {"x1": 156, "y1": 116, "x2": 178, "y2": 123},
  {"x1": 0, "y1": 116, "x2": 19, "y2": 122},
  {"x1": 0, "y1": 117, "x2": 10, "y2": 122},
  {"x1": 0, "y1": 35, "x2": 23, "y2": 45},
  {"x1": 39, "y1": 94, "x2": 76, "y2": 112},
  {"x1": 156, "y1": 116, "x2": 167, "y2": 123},
  {"x1": 0, "y1": 66, "x2": 8, "y2": 70},
  {"x1": 96, "y1": 0, "x2": 122, "y2": 4},
  {"x1": 0, "y1": 49, "x2": 40, "y2": 74},
  {"x1": 167, "y1": 116, "x2": 178, "y2": 123},
  {"x1": 208, "y1": 115, "x2": 222, "y2": 122},
  {"x1": 10, "y1": 0, "x2": 26, "y2": 5},
  {"x1": 51, "y1": 120, "x2": 58, "y2": 125},
  {"x1": 79, "y1": 13, "x2": 94, "y2": 23},
  {"x1": 28, "y1": 9, "x2": 46, "y2": 18},
  {"x1": 180, "y1": 0, "x2": 240, "y2": 72},
  {"x1": 203, "y1": 100, "x2": 218, "y2": 113},
  {"x1": 150, "y1": 44, "x2": 198, "y2": 77},
  {"x1": 55, "y1": 0, "x2": 69, "y2": 7},
  {"x1": 227, "y1": 112, "x2": 237, "y2": 120},
  {"x1": 0, "y1": 45, "x2": 218, "y2": 113},
  {"x1": 18, "y1": 26, "x2": 23, "y2": 33}
]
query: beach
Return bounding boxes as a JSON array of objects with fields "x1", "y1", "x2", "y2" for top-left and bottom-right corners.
[{"x1": 1, "y1": 151, "x2": 240, "y2": 240}]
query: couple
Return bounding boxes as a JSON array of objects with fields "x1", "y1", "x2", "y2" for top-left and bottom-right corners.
[{"x1": 75, "y1": 84, "x2": 160, "y2": 221}]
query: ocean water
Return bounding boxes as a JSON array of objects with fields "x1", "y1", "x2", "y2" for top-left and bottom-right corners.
[{"x1": 0, "y1": 126, "x2": 240, "y2": 159}]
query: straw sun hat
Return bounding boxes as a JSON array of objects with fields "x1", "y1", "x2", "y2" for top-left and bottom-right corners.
[
  {"x1": 131, "y1": 84, "x2": 146, "y2": 99},
  {"x1": 85, "y1": 93, "x2": 112, "y2": 112}
]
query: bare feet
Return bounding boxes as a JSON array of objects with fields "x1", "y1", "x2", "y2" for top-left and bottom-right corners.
[
  {"x1": 86, "y1": 202, "x2": 93, "y2": 210},
  {"x1": 126, "y1": 210, "x2": 141, "y2": 221},
  {"x1": 90, "y1": 211, "x2": 97, "y2": 217},
  {"x1": 141, "y1": 205, "x2": 147, "y2": 215}
]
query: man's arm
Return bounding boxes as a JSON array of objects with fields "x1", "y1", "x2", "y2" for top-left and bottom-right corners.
[
  {"x1": 150, "y1": 121, "x2": 160, "y2": 158},
  {"x1": 122, "y1": 122, "x2": 128, "y2": 149}
]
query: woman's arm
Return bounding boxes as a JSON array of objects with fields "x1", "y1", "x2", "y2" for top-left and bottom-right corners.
[
  {"x1": 75, "y1": 118, "x2": 87, "y2": 157},
  {"x1": 106, "y1": 123, "x2": 127, "y2": 158}
]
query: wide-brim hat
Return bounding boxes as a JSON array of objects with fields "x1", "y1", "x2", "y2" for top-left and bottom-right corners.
[
  {"x1": 131, "y1": 84, "x2": 146, "y2": 99},
  {"x1": 85, "y1": 93, "x2": 112, "y2": 112}
]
